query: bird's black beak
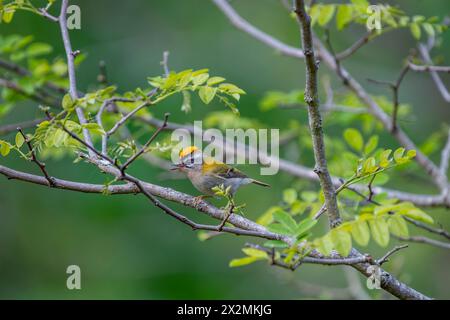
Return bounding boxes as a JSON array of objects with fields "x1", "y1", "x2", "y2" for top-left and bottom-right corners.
[{"x1": 170, "y1": 163, "x2": 183, "y2": 171}]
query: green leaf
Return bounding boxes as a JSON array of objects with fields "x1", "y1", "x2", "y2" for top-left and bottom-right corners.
[
  {"x1": 369, "y1": 217, "x2": 390, "y2": 247},
  {"x1": 406, "y1": 149, "x2": 416, "y2": 159},
  {"x1": 272, "y1": 209, "x2": 297, "y2": 234},
  {"x1": 15, "y1": 132, "x2": 25, "y2": 148},
  {"x1": 52, "y1": 129, "x2": 67, "y2": 147},
  {"x1": 295, "y1": 218, "x2": 317, "y2": 238},
  {"x1": 344, "y1": 128, "x2": 363, "y2": 152},
  {"x1": 422, "y1": 23, "x2": 435, "y2": 38},
  {"x1": 2, "y1": 10, "x2": 15, "y2": 23},
  {"x1": 191, "y1": 68, "x2": 209, "y2": 76},
  {"x1": 290, "y1": 200, "x2": 304, "y2": 215},
  {"x1": 177, "y1": 70, "x2": 193, "y2": 89},
  {"x1": 26, "y1": 43, "x2": 52, "y2": 57},
  {"x1": 410, "y1": 23, "x2": 421, "y2": 40},
  {"x1": 198, "y1": 86, "x2": 217, "y2": 104},
  {"x1": 242, "y1": 248, "x2": 268, "y2": 259},
  {"x1": 82, "y1": 123, "x2": 106, "y2": 135},
  {"x1": 331, "y1": 230, "x2": 352, "y2": 257},
  {"x1": 0, "y1": 140, "x2": 11, "y2": 156},
  {"x1": 362, "y1": 157, "x2": 378, "y2": 174},
  {"x1": 256, "y1": 206, "x2": 278, "y2": 226},
  {"x1": 267, "y1": 223, "x2": 293, "y2": 236},
  {"x1": 393, "y1": 147, "x2": 407, "y2": 164},
  {"x1": 192, "y1": 73, "x2": 209, "y2": 86},
  {"x1": 351, "y1": 0, "x2": 369, "y2": 6},
  {"x1": 336, "y1": 5, "x2": 353, "y2": 30},
  {"x1": 351, "y1": 219, "x2": 370, "y2": 246},
  {"x1": 379, "y1": 149, "x2": 392, "y2": 168},
  {"x1": 400, "y1": 208, "x2": 434, "y2": 225},
  {"x1": 62, "y1": 93, "x2": 77, "y2": 111},
  {"x1": 318, "y1": 5, "x2": 336, "y2": 26},
  {"x1": 218, "y1": 83, "x2": 246, "y2": 95},
  {"x1": 283, "y1": 188, "x2": 297, "y2": 205},
  {"x1": 314, "y1": 234, "x2": 333, "y2": 256},
  {"x1": 263, "y1": 240, "x2": 289, "y2": 249},
  {"x1": 301, "y1": 191, "x2": 317, "y2": 202},
  {"x1": 364, "y1": 135, "x2": 378, "y2": 155},
  {"x1": 229, "y1": 256, "x2": 260, "y2": 267},
  {"x1": 207, "y1": 76, "x2": 226, "y2": 86},
  {"x1": 388, "y1": 215, "x2": 409, "y2": 238}
]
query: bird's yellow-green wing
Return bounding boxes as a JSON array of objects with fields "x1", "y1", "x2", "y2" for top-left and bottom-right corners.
[{"x1": 202, "y1": 158, "x2": 248, "y2": 179}]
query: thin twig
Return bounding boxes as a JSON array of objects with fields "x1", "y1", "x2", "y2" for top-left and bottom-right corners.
[
  {"x1": 408, "y1": 62, "x2": 450, "y2": 73},
  {"x1": 440, "y1": 128, "x2": 450, "y2": 176},
  {"x1": 106, "y1": 101, "x2": 150, "y2": 137},
  {"x1": 367, "y1": 63, "x2": 409, "y2": 133},
  {"x1": 161, "y1": 51, "x2": 170, "y2": 77},
  {"x1": 217, "y1": 203, "x2": 234, "y2": 231},
  {"x1": 404, "y1": 217, "x2": 450, "y2": 240},
  {"x1": 336, "y1": 31, "x2": 374, "y2": 61},
  {"x1": 367, "y1": 174, "x2": 376, "y2": 202},
  {"x1": 38, "y1": 8, "x2": 58, "y2": 22},
  {"x1": 211, "y1": 0, "x2": 304, "y2": 59},
  {"x1": 120, "y1": 113, "x2": 170, "y2": 174},
  {"x1": 324, "y1": 29, "x2": 346, "y2": 85},
  {"x1": 394, "y1": 235, "x2": 450, "y2": 249},
  {"x1": 96, "y1": 97, "x2": 136, "y2": 155},
  {"x1": 0, "y1": 58, "x2": 66, "y2": 94},
  {"x1": 97, "y1": 60, "x2": 108, "y2": 86},
  {"x1": 0, "y1": 78, "x2": 59, "y2": 106},
  {"x1": 417, "y1": 43, "x2": 450, "y2": 103},
  {"x1": 17, "y1": 127, "x2": 55, "y2": 186},
  {"x1": 60, "y1": 124, "x2": 114, "y2": 165},
  {"x1": 0, "y1": 119, "x2": 45, "y2": 136},
  {"x1": 376, "y1": 244, "x2": 408, "y2": 266},
  {"x1": 245, "y1": 243, "x2": 371, "y2": 268}
]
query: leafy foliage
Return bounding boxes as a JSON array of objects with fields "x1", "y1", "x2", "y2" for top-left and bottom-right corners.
[
  {"x1": 307, "y1": 1, "x2": 448, "y2": 41},
  {"x1": 148, "y1": 69, "x2": 245, "y2": 114}
]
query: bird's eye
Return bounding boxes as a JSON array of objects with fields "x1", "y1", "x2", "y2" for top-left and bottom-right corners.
[{"x1": 190, "y1": 157, "x2": 194, "y2": 164}]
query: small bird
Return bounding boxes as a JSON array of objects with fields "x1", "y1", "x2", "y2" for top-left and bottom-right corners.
[{"x1": 172, "y1": 146, "x2": 270, "y2": 200}]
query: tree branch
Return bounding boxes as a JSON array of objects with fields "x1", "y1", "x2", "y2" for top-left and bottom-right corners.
[
  {"x1": 405, "y1": 216, "x2": 450, "y2": 240},
  {"x1": 394, "y1": 235, "x2": 450, "y2": 250},
  {"x1": 211, "y1": 0, "x2": 304, "y2": 59},
  {"x1": 0, "y1": 78, "x2": 59, "y2": 106},
  {"x1": 408, "y1": 62, "x2": 450, "y2": 73},
  {"x1": 58, "y1": 0, "x2": 94, "y2": 154},
  {"x1": 376, "y1": 244, "x2": 408, "y2": 266},
  {"x1": 315, "y1": 39, "x2": 449, "y2": 192},
  {"x1": 294, "y1": 0, "x2": 340, "y2": 228},
  {"x1": 417, "y1": 39, "x2": 449, "y2": 102},
  {"x1": 212, "y1": 0, "x2": 433, "y2": 300},
  {"x1": 440, "y1": 128, "x2": 450, "y2": 176}
]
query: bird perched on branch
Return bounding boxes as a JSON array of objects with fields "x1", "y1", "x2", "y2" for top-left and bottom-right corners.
[{"x1": 172, "y1": 146, "x2": 270, "y2": 201}]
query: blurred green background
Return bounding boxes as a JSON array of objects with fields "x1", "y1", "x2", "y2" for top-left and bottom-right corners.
[{"x1": 0, "y1": 0, "x2": 449, "y2": 299}]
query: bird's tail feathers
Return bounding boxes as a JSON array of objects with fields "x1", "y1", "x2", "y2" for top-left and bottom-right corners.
[{"x1": 251, "y1": 179, "x2": 270, "y2": 187}]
